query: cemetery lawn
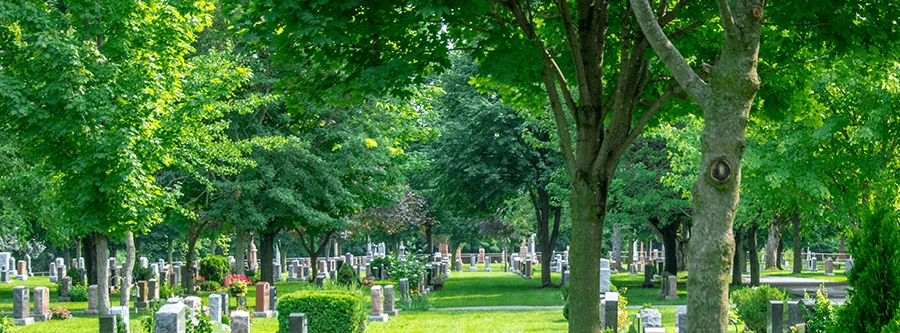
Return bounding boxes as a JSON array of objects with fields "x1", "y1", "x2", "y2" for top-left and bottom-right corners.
[
  {"x1": 758, "y1": 268, "x2": 848, "y2": 283},
  {"x1": 609, "y1": 272, "x2": 688, "y2": 306},
  {"x1": 431, "y1": 265, "x2": 565, "y2": 308}
]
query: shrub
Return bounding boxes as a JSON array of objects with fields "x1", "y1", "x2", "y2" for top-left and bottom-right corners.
[
  {"x1": 883, "y1": 309, "x2": 900, "y2": 333},
  {"x1": 245, "y1": 268, "x2": 261, "y2": 284},
  {"x1": 834, "y1": 197, "x2": 900, "y2": 333},
  {"x1": 160, "y1": 283, "x2": 184, "y2": 298},
  {"x1": 276, "y1": 290, "x2": 366, "y2": 333},
  {"x1": 141, "y1": 301, "x2": 164, "y2": 333},
  {"x1": 115, "y1": 314, "x2": 126, "y2": 333},
  {"x1": 66, "y1": 269, "x2": 85, "y2": 287},
  {"x1": 199, "y1": 256, "x2": 231, "y2": 284},
  {"x1": 805, "y1": 287, "x2": 837, "y2": 333},
  {"x1": 337, "y1": 261, "x2": 359, "y2": 286},
  {"x1": 199, "y1": 281, "x2": 221, "y2": 292},
  {"x1": 51, "y1": 306, "x2": 72, "y2": 320},
  {"x1": 134, "y1": 266, "x2": 153, "y2": 282},
  {"x1": 730, "y1": 285, "x2": 789, "y2": 333},
  {"x1": 224, "y1": 274, "x2": 251, "y2": 297},
  {"x1": 69, "y1": 284, "x2": 88, "y2": 302},
  {"x1": 0, "y1": 316, "x2": 12, "y2": 333},
  {"x1": 387, "y1": 252, "x2": 426, "y2": 290},
  {"x1": 397, "y1": 290, "x2": 433, "y2": 311}
]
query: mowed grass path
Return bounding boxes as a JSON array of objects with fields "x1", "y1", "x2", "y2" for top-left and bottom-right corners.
[{"x1": 432, "y1": 265, "x2": 564, "y2": 308}]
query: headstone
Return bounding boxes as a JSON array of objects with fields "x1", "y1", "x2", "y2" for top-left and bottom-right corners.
[
  {"x1": 184, "y1": 296, "x2": 201, "y2": 320},
  {"x1": 469, "y1": 255, "x2": 477, "y2": 272},
  {"x1": 824, "y1": 257, "x2": 834, "y2": 276},
  {"x1": 85, "y1": 285, "x2": 99, "y2": 315},
  {"x1": 478, "y1": 248, "x2": 485, "y2": 264},
  {"x1": 675, "y1": 305, "x2": 688, "y2": 333},
  {"x1": 149, "y1": 279, "x2": 160, "y2": 300},
  {"x1": 384, "y1": 285, "x2": 398, "y2": 316},
  {"x1": 79, "y1": 257, "x2": 85, "y2": 270},
  {"x1": 274, "y1": 263, "x2": 282, "y2": 281},
  {"x1": 216, "y1": 292, "x2": 230, "y2": 317},
  {"x1": 109, "y1": 306, "x2": 130, "y2": 333},
  {"x1": 844, "y1": 258, "x2": 854, "y2": 275},
  {"x1": 99, "y1": 315, "x2": 117, "y2": 333},
  {"x1": 641, "y1": 308, "x2": 663, "y2": 327},
  {"x1": 156, "y1": 303, "x2": 187, "y2": 333},
  {"x1": 787, "y1": 300, "x2": 802, "y2": 326},
  {"x1": 136, "y1": 280, "x2": 149, "y2": 308},
  {"x1": 16, "y1": 260, "x2": 27, "y2": 280},
  {"x1": 768, "y1": 300, "x2": 785, "y2": 333},
  {"x1": 57, "y1": 277, "x2": 72, "y2": 302},
  {"x1": 270, "y1": 285, "x2": 278, "y2": 315},
  {"x1": 484, "y1": 257, "x2": 492, "y2": 272},
  {"x1": 141, "y1": 257, "x2": 149, "y2": 268},
  {"x1": 33, "y1": 286, "x2": 50, "y2": 322},
  {"x1": 399, "y1": 278, "x2": 410, "y2": 300},
  {"x1": 524, "y1": 260, "x2": 533, "y2": 279},
  {"x1": 368, "y1": 285, "x2": 388, "y2": 322},
  {"x1": 289, "y1": 313, "x2": 308, "y2": 333},
  {"x1": 13, "y1": 286, "x2": 34, "y2": 325},
  {"x1": 663, "y1": 275, "x2": 678, "y2": 300},
  {"x1": 57, "y1": 265, "x2": 67, "y2": 284},
  {"x1": 0, "y1": 253, "x2": 8, "y2": 271},
  {"x1": 561, "y1": 269, "x2": 570, "y2": 285},
  {"x1": 209, "y1": 294, "x2": 222, "y2": 324},
  {"x1": 49, "y1": 262, "x2": 57, "y2": 283},
  {"x1": 600, "y1": 292, "x2": 618, "y2": 331},
  {"x1": 254, "y1": 281, "x2": 274, "y2": 317},
  {"x1": 600, "y1": 260, "x2": 611, "y2": 293},
  {"x1": 454, "y1": 260, "x2": 462, "y2": 272},
  {"x1": 315, "y1": 274, "x2": 325, "y2": 287},
  {"x1": 151, "y1": 263, "x2": 160, "y2": 280}
]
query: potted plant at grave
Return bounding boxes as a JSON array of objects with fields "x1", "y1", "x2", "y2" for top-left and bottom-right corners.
[{"x1": 224, "y1": 274, "x2": 251, "y2": 308}]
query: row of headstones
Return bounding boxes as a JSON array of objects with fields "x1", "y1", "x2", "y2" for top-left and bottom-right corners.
[
  {"x1": 0, "y1": 252, "x2": 34, "y2": 282},
  {"x1": 769, "y1": 299, "x2": 817, "y2": 333},
  {"x1": 628, "y1": 306, "x2": 688, "y2": 333},
  {"x1": 150, "y1": 281, "x2": 283, "y2": 333},
  {"x1": 629, "y1": 257, "x2": 664, "y2": 276},
  {"x1": 511, "y1": 256, "x2": 535, "y2": 279}
]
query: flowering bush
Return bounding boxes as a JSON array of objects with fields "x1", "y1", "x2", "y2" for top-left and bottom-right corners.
[
  {"x1": 224, "y1": 274, "x2": 251, "y2": 297},
  {"x1": 51, "y1": 306, "x2": 72, "y2": 320}
]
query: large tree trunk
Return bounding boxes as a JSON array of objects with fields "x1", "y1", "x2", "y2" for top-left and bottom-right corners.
[
  {"x1": 134, "y1": 235, "x2": 141, "y2": 256},
  {"x1": 660, "y1": 220, "x2": 680, "y2": 276},
  {"x1": 121, "y1": 231, "x2": 135, "y2": 306},
  {"x1": 298, "y1": 229, "x2": 332, "y2": 280},
  {"x1": 764, "y1": 216, "x2": 779, "y2": 269},
  {"x1": 776, "y1": 237, "x2": 784, "y2": 270},
  {"x1": 84, "y1": 234, "x2": 97, "y2": 285},
  {"x1": 96, "y1": 233, "x2": 110, "y2": 316},
  {"x1": 184, "y1": 231, "x2": 200, "y2": 294},
  {"x1": 792, "y1": 211, "x2": 802, "y2": 274},
  {"x1": 568, "y1": 177, "x2": 607, "y2": 332},
  {"x1": 533, "y1": 186, "x2": 561, "y2": 287},
  {"x1": 167, "y1": 238, "x2": 174, "y2": 267},
  {"x1": 234, "y1": 231, "x2": 248, "y2": 275},
  {"x1": 75, "y1": 238, "x2": 82, "y2": 260},
  {"x1": 731, "y1": 226, "x2": 744, "y2": 286},
  {"x1": 426, "y1": 224, "x2": 433, "y2": 259},
  {"x1": 838, "y1": 234, "x2": 846, "y2": 260},
  {"x1": 260, "y1": 230, "x2": 277, "y2": 284},
  {"x1": 749, "y1": 222, "x2": 760, "y2": 286},
  {"x1": 632, "y1": 0, "x2": 762, "y2": 331}
]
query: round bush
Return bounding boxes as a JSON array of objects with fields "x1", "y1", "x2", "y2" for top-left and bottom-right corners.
[
  {"x1": 276, "y1": 290, "x2": 365, "y2": 333},
  {"x1": 337, "y1": 261, "x2": 359, "y2": 286},
  {"x1": 69, "y1": 285, "x2": 88, "y2": 302},
  {"x1": 730, "y1": 285, "x2": 789, "y2": 333},
  {"x1": 199, "y1": 256, "x2": 231, "y2": 284}
]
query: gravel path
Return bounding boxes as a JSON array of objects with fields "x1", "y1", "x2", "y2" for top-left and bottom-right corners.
[{"x1": 743, "y1": 274, "x2": 850, "y2": 304}]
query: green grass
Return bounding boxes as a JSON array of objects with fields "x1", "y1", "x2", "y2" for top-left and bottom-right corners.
[
  {"x1": 366, "y1": 310, "x2": 568, "y2": 333},
  {"x1": 758, "y1": 268, "x2": 849, "y2": 283},
  {"x1": 431, "y1": 266, "x2": 564, "y2": 308},
  {"x1": 610, "y1": 272, "x2": 688, "y2": 306}
]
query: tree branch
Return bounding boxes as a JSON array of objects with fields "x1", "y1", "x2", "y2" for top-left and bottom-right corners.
[
  {"x1": 556, "y1": 0, "x2": 592, "y2": 102},
  {"x1": 616, "y1": 83, "x2": 682, "y2": 159},
  {"x1": 630, "y1": 0, "x2": 710, "y2": 110},
  {"x1": 717, "y1": 0, "x2": 739, "y2": 35},
  {"x1": 540, "y1": 67, "x2": 578, "y2": 177}
]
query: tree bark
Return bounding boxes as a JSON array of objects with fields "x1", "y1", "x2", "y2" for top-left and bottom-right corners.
[
  {"x1": 75, "y1": 238, "x2": 82, "y2": 260},
  {"x1": 260, "y1": 230, "x2": 277, "y2": 284},
  {"x1": 632, "y1": 0, "x2": 762, "y2": 330},
  {"x1": 96, "y1": 232, "x2": 110, "y2": 315},
  {"x1": 792, "y1": 211, "x2": 802, "y2": 274},
  {"x1": 749, "y1": 222, "x2": 760, "y2": 286},
  {"x1": 210, "y1": 239, "x2": 217, "y2": 257},
  {"x1": 426, "y1": 223, "x2": 433, "y2": 260},
  {"x1": 134, "y1": 235, "x2": 141, "y2": 256},
  {"x1": 533, "y1": 186, "x2": 560, "y2": 287},
  {"x1": 764, "y1": 216, "x2": 779, "y2": 269},
  {"x1": 183, "y1": 228, "x2": 201, "y2": 294},
  {"x1": 167, "y1": 238, "x2": 174, "y2": 268},
  {"x1": 731, "y1": 226, "x2": 744, "y2": 286},
  {"x1": 84, "y1": 234, "x2": 97, "y2": 285},
  {"x1": 297, "y1": 229, "x2": 333, "y2": 279},
  {"x1": 660, "y1": 220, "x2": 680, "y2": 276},
  {"x1": 568, "y1": 177, "x2": 608, "y2": 332},
  {"x1": 838, "y1": 234, "x2": 846, "y2": 260},
  {"x1": 233, "y1": 231, "x2": 248, "y2": 275},
  {"x1": 776, "y1": 236, "x2": 784, "y2": 270},
  {"x1": 121, "y1": 231, "x2": 135, "y2": 306}
]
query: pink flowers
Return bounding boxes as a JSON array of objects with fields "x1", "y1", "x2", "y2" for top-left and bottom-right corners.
[{"x1": 224, "y1": 274, "x2": 251, "y2": 296}]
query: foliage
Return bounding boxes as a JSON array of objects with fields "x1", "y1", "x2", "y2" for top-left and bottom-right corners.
[
  {"x1": 275, "y1": 290, "x2": 366, "y2": 333},
  {"x1": 199, "y1": 256, "x2": 231, "y2": 284},
  {"x1": 160, "y1": 283, "x2": 184, "y2": 299},
  {"x1": 805, "y1": 288, "x2": 836, "y2": 333},
  {"x1": 141, "y1": 301, "x2": 165, "y2": 333},
  {"x1": 244, "y1": 269, "x2": 261, "y2": 284},
  {"x1": 337, "y1": 262, "x2": 359, "y2": 287},
  {"x1": 398, "y1": 291, "x2": 433, "y2": 312},
  {"x1": 835, "y1": 195, "x2": 900, "y2": 332},
  {"x1": 224, "y1": 274, "x2": 251, "y2": 297},
  {"x1": 115, "y1": 314, "x2": 126, "y2": 333},
  {"x1": 66, "y1": 269, "x2": 85, "y2": 287},
  {"x1": 199, "y1": 281, "x2": 221, "y2": 292},
  {"x1": 134, "y1": 266, "x2": 153, "y2": 282},
  {"x1": 51, "y1": 306, "x2": 72, "y2": 320},
  {"x1": 729, "y1": 285, "x2": 790, "y2": 333},
  {"x1": 387, "y1": 253, "x2": 427, "y2": 292},
  {"x1": 0, "y1": 316, "x2": 9, "y2": 333},
  {"x1": 370, "y1": 257, "x2": 395, "y2": 277},
  {"x1": 193, "y1": 311, "x2": 214, "y2": 333},
  {"x1": 69, "y1": 284, "x2": 88, "y2": 302}
]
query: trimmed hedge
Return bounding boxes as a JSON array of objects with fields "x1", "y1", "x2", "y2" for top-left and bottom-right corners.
[
  {"x1": 199, "y1": 256, "x2": 231, "y2": 284},
  {"x1": 276, "y1": 290, "x2": 366, "y2": 333}
]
